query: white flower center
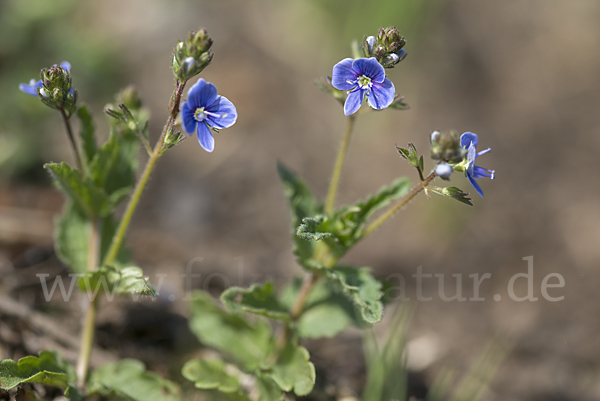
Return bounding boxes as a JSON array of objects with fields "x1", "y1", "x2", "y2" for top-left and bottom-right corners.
[
  {"x1": 357, "y1": 75, "x2": 372, "y2": 89},
  {"x1": 194, "y1": 107, "x2": 207, "y2": 122}
]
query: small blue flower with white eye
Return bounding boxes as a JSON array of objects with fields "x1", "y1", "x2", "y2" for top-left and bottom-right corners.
[
  {"x1": 181, "y1": 78, "x2": 237, "y2": 152},
  {"x1": 460, "y1": 132, "x2": 495, "y2": 198},
  {"x1": 331, "y1": 57, "x2": 395, "y2": 116},
  {"x1": 19, "y1": 61, "x2": 71, "y2": 97}
]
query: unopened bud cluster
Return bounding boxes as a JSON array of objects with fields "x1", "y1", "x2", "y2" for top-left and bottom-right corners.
[
  {"x1": 172, "y1": 29, "x2": 214, "y2": 81},
  {"x1": 363, "y1": 26, "x2": 407, "y2": 68},
  {"x1": 430, "y1": 130, "x2": 467, "y2": 163},
  {"x1": 39, "y1": 65, "x2": 77, "y2": 116}
]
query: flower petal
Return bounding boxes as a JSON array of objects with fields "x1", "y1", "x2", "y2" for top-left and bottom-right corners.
[
  {"x1": 206, "y1": 96, "x2": 237, "y2": 129},
  {"x1": 60, "y1": 61, "x2": 71, "y2": 72},
  {"x1": 188, "y1": 78, "x2": 218, "y2": 109},
  {"x1": 366, "y1": 78, "x2": 395, "y2": 110},
  {"x1": 472, "y1": 165, "x2": 495, "y2": 179},
  {"x1": 181, "y1": 102, "x2": 197, "y2": 135},
  {"x1": 460, "y1": 132, "x2": 478, "y2": 148},
  {"x1": 19, "y1": 80, "x2": 42, "y2": 97},
  {"x1": 467, "y1": 173, "x2": 484, "y2": 198},
  {"x1": 344, "y1": 88, "x2": 364, "y2": 116},
  {"x1": 331, "y1": 58, "x2": 358, "y2": 90},
  {"x1": 353, "y1": 57, "x2": 385, "y2": 83},
  {"x1": 196, "y1": 122, "x2": 215, "y2": 152}
]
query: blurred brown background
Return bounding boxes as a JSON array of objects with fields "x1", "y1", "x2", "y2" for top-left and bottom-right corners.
[{"x1": 1, "y1": 0, "x2": 599, "y2": 400}]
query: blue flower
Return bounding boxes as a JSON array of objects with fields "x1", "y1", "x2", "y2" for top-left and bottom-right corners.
[
  {"x1": 19, "y1": 61, "x2": 71, "y2": 97},
  {"x1": 331, "y1": 57, "x2": 395, "y2": 116},
  {"x1": 181, "y1": 78, "x2": 237, "y2": 152},
  {"x1": 460, "y1": 132, "x2": 495, "y2": 198}
]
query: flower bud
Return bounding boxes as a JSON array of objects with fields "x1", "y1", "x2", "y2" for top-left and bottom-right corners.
[
  {"x1": 370, "y1": 26, "x2": 407, "y2": 68},
  {"x1": 362, "y1": 35, "x2": 376, "y2": 57},
  {"x1": 430, "y1": 130, "x2": 467, "y2": 163},
  {"x1": 38, "y1": 62, "x2": 77, "y2": 116},
  {"x1": 172, "y1": 29, "x2": 214, "y2": 81},
  {"x1": 435, "y1": 163, "x2": 453, "y2": 180}
]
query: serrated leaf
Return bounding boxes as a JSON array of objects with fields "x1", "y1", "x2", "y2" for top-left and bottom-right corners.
[
  {"x1": 44, "y1": 162, "x2": 111, "y2": 217},
  {"x1": 182, "y1": 359, "x2": 240, "y2": 393},
  {"x1": 277, "y1": 163, "x2": 323, "y2": 269},
  {"x1": 221, "y1": 282, "x2": 289, "y2": 321},
  {"x1": 281, "y1": 279, "x2": 370, "y2": 337},
  {"x1": 326, "y1": 266, "x2": 384, "y2": 324},
  {"x1": 270, "y1": 343, "x2": 315, "y2": 396},
  {"x1": 0, "y1": 350, "x2": 75, "y2": 391},
  {"x1": 429, "y1": 186, "x2": 473, "y2": 206},
  {"x1": 77, "y1": 265, "x2": 156, "y2": 298},
  {"x1": 189, "y1": 291, "x2": 274, "y2": 371},
  {"x1": 88, "y1": 359, "x2": 180, "y2": 401},
  {"x1": 296, "y1": 215, "x2": 336, "y2": 242},
  {"x1": 55, "y1": 203, "x2": 130, "y2": 274},
  {"x1": 77, "y1": 105, "x2": 97, "y2": 164}
]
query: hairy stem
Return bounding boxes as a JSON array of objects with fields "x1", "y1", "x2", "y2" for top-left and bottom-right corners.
[
  {"x1": 76, "y1": 217, "x2": 100, "y2": 388},
  {"x1": 59, "y1": 108, "x2": 83, "y2": 172},
  {"x1": 325, "y1": 115, "x2": 356, "y2": 214},
  {"x1": 362, "y1": 170, "x2": 437, "y2": 238},
  {"x1": 103, "y1": 80, "x2": 187, "y2": 266}
]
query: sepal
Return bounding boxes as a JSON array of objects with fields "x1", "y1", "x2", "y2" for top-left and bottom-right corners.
[{"x1": 429, "y1": 186, "x2": 473, "y2": 206}]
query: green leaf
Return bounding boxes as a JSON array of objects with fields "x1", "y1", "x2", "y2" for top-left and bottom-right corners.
[
  {"x1": 182, "y1": 359, "x2": 240, "y2": 393},
  {"x1": 88, "y1": 359, "x2": 180, "y2": 401},
  {"x1": 221, "y1": 282, "x2": 289, "y2": 321},
  {"x1": 297, "y1": 302, "x2": 353, "y2": 339},
  {"x1": 336, "y1": 177, "x2": 411, "y2": 240},
  {"x1": 189, "y1": 291, "x2": 274, "y2": 371},
  {"x1": 396, "y1": 143, "x2": 420, "y2": 169},
  {"x1": 281, "y1": 279, "x2": 364, "y2": 338},
  {"x1": 77, "y1": 265, "x2": 156, "y2": 298},
  {"x1": 429, "y1": 186, "x2": 473, "y2": 206},
  {"x1": 55, "y1": 203, "x2": 130, "y2": 274},
  {"x1": 294, "y1": 178, "x2": 411, "y2": 257},
  {"x1": 326, "y1": 266, "x2": 384, "y2": 324},
  {"x1": 44, "y1": 162, "x2": 111, "y2": 217},
  {"x1": 270, "y1": 343, "x2": 315, "y2": 396},
  {"x1": 0, "y1": 350, "x2": 75, "y2": 391},
  {"x1": 77, "y1": 105, "x2": 97, "y2": 164},
  {"x1": 88, "y1": 129, "x2": 139, "y2": 202},
  {"x1": 277, "y1": 163, "x2": 323, "y2": 269}
]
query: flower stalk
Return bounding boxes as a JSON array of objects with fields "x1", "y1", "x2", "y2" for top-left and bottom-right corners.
[
  {"x1": 325, "y1": 115, "x2": 356, "y2": 214},
  {"x1": 59, "y1": 108, "x2": 83, "y2": 173}
]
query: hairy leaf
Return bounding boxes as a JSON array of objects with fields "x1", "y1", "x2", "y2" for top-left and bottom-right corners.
[
  {"x1": 326, "y1": 266, "x2": 384, "y2": 324},
  {"x1": 182, "y1": 359, "x2": 240, "y2": 393},
  {"x1": 55, "y1": 204, "x2": 130, "y2": 274},
  {"x1": 277, "y1": 163, "x2": 323, "y2": 269},
  {"x1": 88, "y1": 359, "x2": 180, "y2": 401},
  {"x1": 221, "y1": 282, "x2": 289, "y2": 321},
  {"x1": 270, "y1": 343, "x2": 315, "y2": 396},
  {"x1": 77, "y1": 105, "x2": 97, "y2": 164},
  {"x1": 0, "y1": 350, "x2": 75, "y2": 391},
  {"x1": 44, "y1": 162, "x2": 111, "y2": 217},
  {"x1": 429, "y1": 186, "x2": 473, "y2": 206},
  {"x1": 77, "y1": 265, "x2": 156, "y2": 298},
  {"x1": 189, "y1": 291, "x2": 274, "y2": 371}
]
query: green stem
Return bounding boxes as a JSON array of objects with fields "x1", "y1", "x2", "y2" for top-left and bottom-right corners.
[
  {"x1": 362, "y1": 170, "x2": 437, "y2": 238},
  {"x1": 76, "y1": 217, "x2": 100, "y2": 388},
  {"x1": 103, "y1": 149, "x2": 160, "y2": 265},
  {"x1": 324, "y1": 115, "x2": 356, "y2": 214},
  {"x1": 59, "y1": 108, "x2": 84, "y2": 172},
  {"x1": 103, "y1": 81, "x2": 187, "y2": 266}
]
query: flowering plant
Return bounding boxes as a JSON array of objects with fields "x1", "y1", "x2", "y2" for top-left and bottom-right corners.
[{"x1": 2, "y1": 25, "x2": 500, "y2": 401}]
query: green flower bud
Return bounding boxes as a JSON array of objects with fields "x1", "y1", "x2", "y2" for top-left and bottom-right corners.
[
  {"x1": 38, "y1": 63, "x2": 77, "y2": 116},
  {"x1": 370, "y1": 26, "x2": 407, "y2": 68},
  {"x1": 172, "y1": 29, "x2": 214, "y2": 81},
  {"x1": 430, "y1": 130, "x2": 467, "y2": 164}
]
